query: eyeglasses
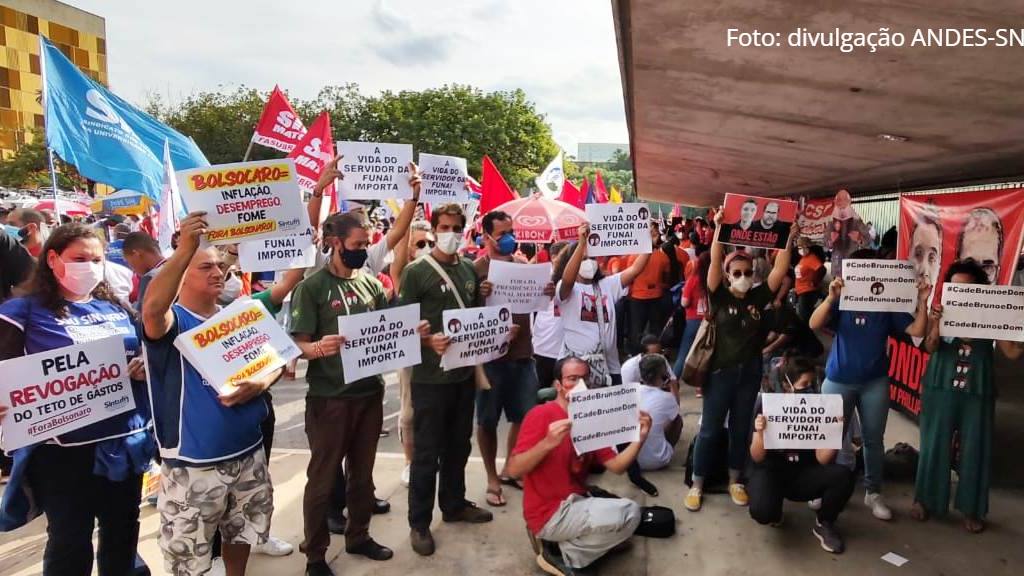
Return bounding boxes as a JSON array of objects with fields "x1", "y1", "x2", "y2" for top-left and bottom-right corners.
[
  {"x1": 415, "y1": 240, "x2": 436, "y2": 249},
  {"x1": 730, "y1": 269, "x2": 754, "y2": 278}
]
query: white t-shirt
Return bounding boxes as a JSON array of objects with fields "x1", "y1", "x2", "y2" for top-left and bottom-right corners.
[
  {"x1": 619, "y1": 353, "x2": 676, "y2": 387},
  {"x1": 637, "y1": 385, "x2": 680, "y2": 471},
  {"x1": 556, "y1": 274, "x2": 626, "y2": 373},
  {"x1": 532, "y1": 298, "x2": 563, "y2": 359},
  {"x1": 104, "y1": 261, "x2": 134, "y2": 303}
]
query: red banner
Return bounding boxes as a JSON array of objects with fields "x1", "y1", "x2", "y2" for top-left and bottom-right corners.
[
  {"x1": 288, "y1": 111, "x2": 336, "y2": 217},
  {"x1": 889, "y1": 187, "x2": 1024, "y2": 419},
  {"x1": 716, "y1": 193, "x2": 798, "y2": 250},
  {"x1": 797, "y1": 197, "x2": 834, "y2": 245},
  {"x1": 251, "y1": 86, "x2": 307, "y2": 153}
]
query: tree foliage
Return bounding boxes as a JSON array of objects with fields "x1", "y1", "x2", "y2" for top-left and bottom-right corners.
[{"x1": 0, "y1": 128, "x2": 84, "y2": 189}]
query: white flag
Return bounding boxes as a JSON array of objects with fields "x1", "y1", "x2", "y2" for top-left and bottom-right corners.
[
  {"x1": 157, "y1": 140, "x2": 184, "y2": 257},
  {"x1": 535, "y1": 151, "x2": 564, "y2": 199}
]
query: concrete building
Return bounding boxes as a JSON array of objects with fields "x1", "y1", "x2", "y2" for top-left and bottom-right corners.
[
  {"x1": 577, "y1": 142, "x2": 629, "y2": 165},
  {"x1": 0, "y1": 0, "x2": 106, "y2": 158}
]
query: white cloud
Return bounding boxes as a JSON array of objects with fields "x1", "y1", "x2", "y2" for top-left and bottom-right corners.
[{"x1": 64, "y1": 0, "x2": 629, "y2": 155}]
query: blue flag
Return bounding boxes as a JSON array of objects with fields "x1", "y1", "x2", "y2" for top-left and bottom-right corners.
[{"x1": 41, "y1": 37, "x2": 207, "y2": 202}]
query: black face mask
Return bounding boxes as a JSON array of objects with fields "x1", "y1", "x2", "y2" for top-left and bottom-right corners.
[{"x1": 340, "y1": 247, "x2": 368, "y2": 269}]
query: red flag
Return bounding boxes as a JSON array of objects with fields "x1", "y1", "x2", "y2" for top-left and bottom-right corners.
[
  {"x1": 288, "y1": 111, "x2": 336, "y2": 215},
  {"x1": 593, "y1": 171, "x2": 610, "y2": 204},
  {"x1": 251, "y1": 85, "x2": 307, "y2": 153},
  {"x1": 480, "y1": 155, "x2": 518, "y2": 214},
  {"x1": 559, "y1": 179, "x2": 585, "y2": 209}
]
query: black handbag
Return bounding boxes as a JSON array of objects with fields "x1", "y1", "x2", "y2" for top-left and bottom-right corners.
[{"x1": 634, "y1": 505, "x2": 676, "y2": 538}]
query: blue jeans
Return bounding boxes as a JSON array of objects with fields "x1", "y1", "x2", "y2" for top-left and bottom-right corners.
[
  {"x1": 693, "y1": 359, "x2": 762, "y2": 479},
  {"x1": 822, "y1": 375, "x2": 890, "y2": 493},
  {"x1": 673, "y1": 318, "x2": 703, "y2": 376}
]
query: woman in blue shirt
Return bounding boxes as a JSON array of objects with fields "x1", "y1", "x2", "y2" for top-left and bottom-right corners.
[
  {"x1": 808, "y1": 249, "x2": 929, "y2": 521},
  {"x1": 0, "y1": 223, "x2": 155, "y2": 576}
]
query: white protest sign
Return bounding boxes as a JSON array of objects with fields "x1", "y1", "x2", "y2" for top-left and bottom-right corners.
[
  {"x1": 568, "y1": 383, "x2": 640, "y2": 455},
  {"x1": 840, "y1": 259, "x2": 919, "y2": 313},
  {"x1": 486, "y1": 260, "x2": 552, "y2": 314},
  {"x1": 337, "y1": 141, "x2": 413, "y2": 200},
  {"x1": 585, "y1": 202, "x2": 653, "y2": 257},
  {"x1": 762, "y1": 393, "x2": 843, "y2": 450},
  {"x1": 419, "y1": 153, "x2": 468, "y2": 205},
  {"x1": 338, "y1": 304, "x2": 422, "y2": 382},
  {"x1": 440, "y1": 305, "x2": 513, "y2": 370},
  {"x1": 177, "y1": 159, "x2": 308, "y2": 245},
  {"x1": 238, "y1": 227, "x2": 317, "y2": 273},
  {"x1": 174, "y1": 298, "x2": 301, "y2": 394},
  {"x1": 0, "y1": 336, "x2": 135, "y2": 451},
  {"x1": 940, "y1": 283, "x2": 1024, "y2": 341}
]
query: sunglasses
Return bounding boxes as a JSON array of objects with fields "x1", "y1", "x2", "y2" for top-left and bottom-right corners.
[
  {"x1": 415, "y1": 240, "x2": 436, "y2": 249},
  {"x1": 730, "y1": 269, "x2": 754, "y2": 278}
]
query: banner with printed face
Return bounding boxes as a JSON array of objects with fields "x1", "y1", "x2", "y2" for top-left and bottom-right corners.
[
  {"x1": 840, "y1": 259, "x2": 919, "y2": 313},
  {"x1": 177, "y1": 159, "x2": 308, "y2": 245},
  {"x1": 174, "y1": 298, "x2": 301, "y2": 394},
  {"x1": 418, "y1": 153, "x2": 469, "y2": 205},
  {"x1": 890, "y1": 187, "x2": 1024, "y2": 420},
  {"x1": 238, "y1": 227, "x2": 317, "y2": 273},
  {"x1": 568, "y1": 383, "x2": 640, "y2": 455},
  {"x1": 797, "y1": 197, "x2": 835, "y2": 246},
  {"x1": 939, "y1": 283, "x2": 1024, "y2": 341},
  {"x1": 440, "y1": 305, "x2": 514, "y2": 370},
  {"x1": 825, "y1": 189, "x2": 870, "y2": 273},
  {"x1": 0, "y1": 336, "x2": 136, "y2": 451},
  {"x1": 585, "y1": 203, "x2": 653, "y2": 257},
  {"x1": 717, "y1": 193, "x2": 797, "y2": 250},
  {"x1": 336, "y1": 142, "x2": 413, "y2": 200},
  {"x1": 485, "y1": 260, "x2": 553, "y2": 314},
  {"x1": 761, "y1": 393, "x2": 843, "y2": 450},
  {"x1": 338, "y1": 304, "x2": 422, "y2": 382}
]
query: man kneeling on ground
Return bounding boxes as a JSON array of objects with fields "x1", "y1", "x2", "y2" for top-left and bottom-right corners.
[
  {"x1": 747, "y1": 356, "x2": 855, "y2": 553},
  {"x1": 507, "y1": 357, "x2": 652, "y2": 575}
]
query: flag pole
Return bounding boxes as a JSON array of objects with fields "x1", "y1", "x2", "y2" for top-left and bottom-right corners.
[
  {"x1": 47, "y1": 147, "x2": 62, "y2": 219},
  {"x1": 242, "y1": 138, "x2": 255, "y2": 162}
]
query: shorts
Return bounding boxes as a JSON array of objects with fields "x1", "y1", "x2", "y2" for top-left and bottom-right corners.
[
  {"x1": 158, "y1": 449, "x2": 273, "y2": 575},
  {"x1": 476, "y1": 358, "x2": 538, "y2": 430}
]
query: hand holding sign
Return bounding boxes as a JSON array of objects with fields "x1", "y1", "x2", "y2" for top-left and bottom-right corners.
[
  {"x1": 409, "y1": 162, "x2": 422, "y2": 200},
  {"x1": 430, "y1": 333, "x2": 451, "y2": 355},
  {"x1": 543, "y1": 418, "x2": 572, "y2": 451},
  {"x1": 318, "y1": 334, "x2": 346, "y2": 356},
  {"x1": 638, "y1": 410, "x2": 653, "y2": 443},
  {"x1": 219, "y1": 377, "x2": 272, "y2": 407},
  {"x1": 178, "y1": 211, "x2": 209, "y2": 253}
]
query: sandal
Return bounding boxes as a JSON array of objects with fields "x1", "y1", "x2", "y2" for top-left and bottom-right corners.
[
  {"x1": 485, "y1": 486, "x2": 507, "y2": 507},
  {"x1": 964, "y1": 516, "x2": 985, "y2": 534},
  {"x1": 499, "y1": 476, "x2": 523, "y2": 490}
]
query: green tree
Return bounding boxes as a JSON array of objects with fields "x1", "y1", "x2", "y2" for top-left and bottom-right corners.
[
  {"x1": 0, "y1": 128, "x2": 84, "y2": 189},
  {"x1": 609, "y1": 148, "x2": 632, "y2": 171}
]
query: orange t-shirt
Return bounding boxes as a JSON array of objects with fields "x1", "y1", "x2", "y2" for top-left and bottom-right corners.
[
  {"x1": 674, "y1": 246, "x2": 691, "y2": 282},
  {"x1": 794, "y1": 253, "x2": 824, "y2": 295},
  {"x1": 628, "y1": 251, "x2": 670, "y2": 300},
  {"x1": 607, "y1": 255, "x2": 629, "y2": 275}
]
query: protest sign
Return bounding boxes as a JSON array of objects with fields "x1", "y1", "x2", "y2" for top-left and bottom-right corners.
[
  {"x1": 0, "y1": 336, "x2": 135, "y2": 451},
  {"x1": 440, "y1": 305, "x2": 513, "y2": 370},
  {"x1": 338, "y1": 304, "x2": 422, "y2": 382},
  {"x1": 717, "y1": 193, "x2": 798, "y2": 250},
  {"x1": 887, "y1": 333, "x2": 928, "y2": 419},
  {"x1": 840, "y1": 259, "x2": 918, "y2": 313},
  {"x1": 585, "y1": 202, "x2": 653, "y2": 257},
  {"x1": 485, "y1": 260, "x2": 553, "y2": 314},
  {"x1": 336, "y1": 141, "x2": 413, "y2": 200},
  {"x1": 568, "y1": 383, "x2": 640, "y2": 455},
  {"x1": 418, "y1": 153, "x2": 468, "y2": 205},
  {"x1": 797, "y1": 197, "x2": 834, "y2": 246},
  {"x1": 174, "y1": 298, "x2": 301, "y2": 393},
  {"x1": 238, "y1": 226, "x2": 317, "y2": 273},
  {"x1": 939, "y1": 283, "x2": 1024, "y2": 341},
  {"x1": 177, "y1": 159, "x2": 308, "y2": 245},
  {"x1": 762, "y1": 393, "x2": 843, "y2": 450}
]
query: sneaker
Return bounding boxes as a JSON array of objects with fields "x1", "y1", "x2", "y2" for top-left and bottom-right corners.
[
  {"x1": 442, "y1": 501, "x2": 494, "y2": 523},
  {"x1": 400, "y1": 464, "x2": 411, "y2": 488},
  {"x1": 684, "y1": 487, "x2": 703, "y2": 512},
  {"x1": 536, "y1": 540, "x2": 575, "y2": 576},
  {"x1": 253, "y1": 535, "x2": 294, "y2": 556},
  {"x1": 208, "y1": 558, "x2": 226, "y2": 576},
  {"x1": 864, "y1": 492, "x2": 892, "y2": 521},
  {"x1": 813, "y1": 519, "x2": 846, "y2": 554},
  {"x1": 305, "y1": 560, "x2": 335, "y2": 576},
  {"x1": 410, "y1": 528, "x2": 435, "y2": 556},
  {"x1": 346, "y1": 538, "x2": 394, "y2": 561},
  {"x1": 729, "y1": 483, "x2": 749, "y2": 507},
  {"x1": 808, "y1": 498, "x2": 822, "y2": 511}
]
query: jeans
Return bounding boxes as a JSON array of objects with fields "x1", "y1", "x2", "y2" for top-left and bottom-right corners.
[
  {"x1": 822, "y1": 375, "x2": 890, "y2": 493},
  {"x1": 693, "y1": 360, "x2": 762, "y2": 479},
  {"x1": 748, "y1": 461, "x2": 855, "y2": 524},
  {"x1": 673, "y1": 318, "x2": 703, "y2": 376}
]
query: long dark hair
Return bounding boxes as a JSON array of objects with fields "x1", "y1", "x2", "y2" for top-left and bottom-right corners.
[
  {"x1": 35, "y1": 223, "x2": 131, "y2": 318},
  {"x1": 694, "y1": 251, "x2": 712, "y2": 292}
]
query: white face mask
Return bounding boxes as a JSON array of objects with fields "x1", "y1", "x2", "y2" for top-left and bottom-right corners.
[
  {"x1": 220, "y1": 273, "x2": 242, "y2": 302},
  {"x1": 565, "y1": 377, "x2": 588, "y2": 397},
  {"x1": 798, "y1": 248, "x2": 809, "y2": 257},
  {"x1": 579, "y1": 259, "x2": 599, "y2": 280},
  {"x1": 414, "y1": 246, "x2": 431, "y2": 259},
  {"x1": 436, "y1": 232, "x2": 462, "y2": 255},
  {"x1": 58, "y1": 261, "x2": 104, "y2": 297},
  {"x1": 730, "y1": 275, "x2": 753, "y2": 294},
  {"x1": 675, "y1": 231, "x2": 683, "y2": 240}
]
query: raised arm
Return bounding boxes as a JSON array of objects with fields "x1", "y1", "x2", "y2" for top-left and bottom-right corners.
[
  {"x1": 924, "y1": 304, "x2": 942, "y2": 353},
  {"x1": 142, "y1": 212, "x2": 207, "y2": 340},
  {"x1": 559, "y1": 224, "x2": 588, "y2": 301},
  {"x1": 267, "y1": 268, "x2": 306, "y2": 307},
  {"x1": 809, "y1": 278, "x2": 842, "y2": 331},
  {"x1": 620, "y1": 252, "x2": 651, "y2": 288},
  {"x1": 767, "y1": 223, "x2": 798, "y2": 293},
  {"x1": 707, "y1": 209, "x2": 724, "y2": 292},
  {"x1": 601, "y1": 412, "x2": 652, "y2": 474},
  {"x1": 384, "y1": 163, "x2": 422, "y2": 250},
  {"x1": 308, "y1": 154, "x2": 343, "y2": 232}
]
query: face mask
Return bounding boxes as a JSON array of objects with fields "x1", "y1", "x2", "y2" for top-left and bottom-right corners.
[
  {"x1": 675, "y1": 231, "x2": 683, "y2": 240},
  {"x1": 798, "y1": 248, "x2": 809, "y2": 257},
  {"x1": 3, "y1": 225, "x2": 19, "y2": 238},
  {"x1": 341, "y1": 247, "x2": 369, "y2": 269},
  {"x1": 436, "y1": 232, "x2": 462, "y2": 255},
  {"x1": 220, "y1": 273, "x2": 242, "y2": 302},
  {"x1": 493, "y1": 232, "x2": 517, "y2": 256},
  {"x1": 730, "y1": 275, "x2": 753, "y2": 294},
  {"x1": 565, "y1": 377, "x2": 587, "y2": 397},
  {"x1": 415, "y1": 246, "x2": 431, "y2": 259},
  {"x1": 579, "y1": 259, "x2": 599, "y2": 280},
  {"x1": 58, "y1": 261, "x2": 104, "y2": 297},
  {"x1": 17, "y1": 225, "x2": 30, "y2": 240}
]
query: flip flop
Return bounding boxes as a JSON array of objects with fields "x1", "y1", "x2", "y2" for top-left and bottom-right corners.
[
  {"x1": 486, "y1": 487, "x2": 507, "y2": 507},
  {"x1": 499, "y1": 476, "x2": 523, "y2": 490}
]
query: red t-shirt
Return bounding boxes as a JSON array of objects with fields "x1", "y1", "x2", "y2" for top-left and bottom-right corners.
[
  {"x1": 513, "y1": 401, "x2": 616, "y2": 534},
  {"x1": 682, "y1": 273, "x2": 707, "y2": 320}
]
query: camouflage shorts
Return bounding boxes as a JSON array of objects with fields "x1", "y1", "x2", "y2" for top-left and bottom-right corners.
[{"x1": 157, "y1": 449, "x2": 273, "y2": 576}]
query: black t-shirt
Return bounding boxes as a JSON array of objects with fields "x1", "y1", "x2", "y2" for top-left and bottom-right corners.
[
  {"x1": 709, "y1": 283, "x2": 774, "y2": 371},
  {"x1": 752, "y1": 394, "x2": 817, "y2": 467},
  {"x1": 0, "y1": 233, "x2": 33, "y2": 302}
]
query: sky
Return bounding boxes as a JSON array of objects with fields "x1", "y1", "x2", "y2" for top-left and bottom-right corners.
[{"x1": 65, "y1": 0, "x2": 629, "y2": 156}]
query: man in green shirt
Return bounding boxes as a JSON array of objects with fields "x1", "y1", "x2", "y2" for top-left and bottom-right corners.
[
  {"x1": 290, "y1": 211, "x2": 394, "y2": 576},
  {"x1": 399, "y1": 203, "x2": 494, "y2": 557}
]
